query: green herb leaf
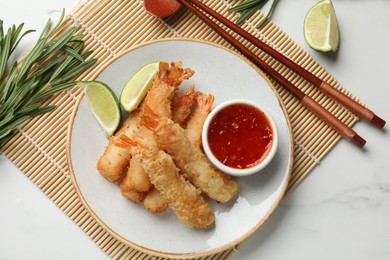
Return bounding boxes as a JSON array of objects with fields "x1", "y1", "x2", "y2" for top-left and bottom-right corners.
[
  {"x1": 0, "y1": 115, "x2": 29, "y2": 139},
  {"x1": 33, "y1": 82, "x2": 75, "y2": 101},
  {"x1": 256, "y1": 0, "x2": 279, "y2": 28},
  {"x1": 0, "y1": 10, "x2": 97, "y2": 150},
  {"x1": 229, "y1": 0, "x2": 265, "y2": 13},
  {"x1": 229, "y1": 0, "x2": 279, "y2": 28}
]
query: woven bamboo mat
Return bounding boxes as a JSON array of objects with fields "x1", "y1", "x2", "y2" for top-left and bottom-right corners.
[{"x1": 3, "y1": 0, "x2": 360, "y2": 259}]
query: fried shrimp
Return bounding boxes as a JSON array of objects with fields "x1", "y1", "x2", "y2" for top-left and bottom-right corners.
[
  {"x1": 97, "y1": 109, "x2": 142, "y2": 183},
  {"x1": 144, "y1": 62, "x2": 194, "y2": 119},
  {"x1": 185, "y1": 93, "x2": 214, "y2": 147},
  {"x1": 142, "y1": 186, "x2": 168, "y2": 214},
  {"x1": 145, "y1": 150, "x2": 215, "y2": 228},
  {"x1": 121, "y1": 155, "x2": 152, "y2": 193},
  {"x1": 118, "y1": 62, "x2": 194, "y2": 198},
  {"x1": 171, "y1": 85, "x2": 196, "y2": 126},
  {"x1": 114, "y1": 135, "x2": 215, "y2": 228},
  {"x1": 142, "y1": 115, "x2": 238, "y2": 204},
  {"x1": 120, "y1": 156, "x2": 148, "y2": 203}
]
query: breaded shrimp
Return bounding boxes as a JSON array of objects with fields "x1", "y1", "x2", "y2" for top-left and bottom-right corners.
[
  {"x1": 143, "y1": 62, "x2": 194, "y2": 119},
  {"x1": 120, "y1": 156, "x2": 167, "y2": 215},
  {"x1": 142, "y1": 186, "x2": 168, "y2": 214},
  {"x1": 119, "y1": 62, "x2": 193, "y2": 193},
  {"x1": 121, "y1": 189, "x2": 146, "y2": 203},
  {"x1": 120, "y1": 156, "x2": 148, "y2": 203},
  {"x1": 121, "y1": 155, "x2": 152, "y2": 193},
  {"x1": 185, "y1": 93, "x2": 214, "y2": 147},
  {"x1": 97, "y1": 109, "x2": 142, "y2": 183},
  {"x1": 114, "y1": 135, "x2": 215, "y2": 228},
  {"x1": 120, "y1": 85, "x2": 198, "y2": 211},
  {"x1": 171, "y1": 85, "x2": 196, "y2": 126},
  {"x1": 142, "y1": 115, "x2": 238, "y2": 204}
]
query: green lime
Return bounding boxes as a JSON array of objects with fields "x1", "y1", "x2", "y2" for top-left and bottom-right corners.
[
  {"x1": 304, "y1": 0, "x2": 340, "y2": 52},
  {"x1": 120, "y1": 62, "x2": 159, "y2": 112},
  {"x1": 78, "y1": 81, "x2": 121, "y2": 136}
]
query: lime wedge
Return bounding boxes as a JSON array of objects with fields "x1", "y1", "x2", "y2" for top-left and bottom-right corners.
[
  {"x1": 78, "y1": 81, "x2": 121, "y2": 136},
  {"x1": 304, "y1": 0, "x2": 340, "y2": 52},
  {"x1": 120, "y1": 62, "x2": 159, "y2": 112}
]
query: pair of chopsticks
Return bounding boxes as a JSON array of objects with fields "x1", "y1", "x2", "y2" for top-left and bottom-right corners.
[{"x1": 176, "y1": 0, "x2": 386, "y2": 148}]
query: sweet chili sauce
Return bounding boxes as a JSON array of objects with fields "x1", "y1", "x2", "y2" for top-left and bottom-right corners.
[{"x1": 207, "y1": 103, "x2": 273, "y2": 169}]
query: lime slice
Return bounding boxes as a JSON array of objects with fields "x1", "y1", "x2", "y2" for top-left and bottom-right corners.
[
  {"x1": 78, "y1": 81, "x2": 121, "y2": 136},
  {"x1": 120, "y1": 62, "x2": 159, "y2": 112},
  {"x1": 304, "y1": 0, "x2": 340, "y2": 52}
]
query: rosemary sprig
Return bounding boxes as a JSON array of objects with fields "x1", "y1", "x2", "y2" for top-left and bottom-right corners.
[
  {"x1": 229, "y1": 0, "x2": 279, "y2": 28},
  {"x1": 0, "y1": 10, "x2": 97, "y2": 149}
]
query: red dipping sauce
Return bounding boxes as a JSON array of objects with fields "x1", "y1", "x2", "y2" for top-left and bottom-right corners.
[{"x1": 207, "y1": 103, "x2": 273, "y2": 169}]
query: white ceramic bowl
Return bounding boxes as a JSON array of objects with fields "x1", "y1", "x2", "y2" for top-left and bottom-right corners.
[{"x1": 202, "y1": 99, "x2": 278, "y2": 176}]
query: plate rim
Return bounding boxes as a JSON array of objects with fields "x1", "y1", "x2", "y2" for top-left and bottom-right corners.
[{"x1": 66, "y1": 37, "x2": 294, "y2": 258}]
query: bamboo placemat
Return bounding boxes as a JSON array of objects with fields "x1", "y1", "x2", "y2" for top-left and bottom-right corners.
[{"x1": 3, "y1": 0, "x2": 360, "y2": 259}]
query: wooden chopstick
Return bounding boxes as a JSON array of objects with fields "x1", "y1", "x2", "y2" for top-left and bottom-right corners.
[
  {"x1": 177, "y1": 0, "x2": 385, "y2": 129},
  {"x1": 176, "y1": 0, "x2": 367, "y2": 148}
]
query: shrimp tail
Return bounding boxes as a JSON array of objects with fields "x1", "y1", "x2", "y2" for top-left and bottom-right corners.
[
  {"x1": 158, "y1": 61, "x2": 195, "y2": 86},
  {"x1": 112, "y1": 134, "x2": 148, "y2": 151},
  {"x1": 184, "y1": 93, "x2": 215, "y2": 147},
  {"x1": 195, "y1": 93, "x2": 214, "y2": 112},
  {"x1": 185, "y1": 85, "x2": 195, "y2": 95}
]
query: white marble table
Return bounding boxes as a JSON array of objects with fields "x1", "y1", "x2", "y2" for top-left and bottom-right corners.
[{"x1": 1, "y1": 0, "x2": 389, "y2": 259}]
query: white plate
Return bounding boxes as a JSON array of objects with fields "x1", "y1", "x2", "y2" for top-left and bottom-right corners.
[{"x1": 68, "y1": 39, "x2": 293, "y2": 258}]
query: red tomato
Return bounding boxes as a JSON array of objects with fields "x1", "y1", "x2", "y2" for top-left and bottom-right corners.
[{"x1": 144, "y1": 0, "x2": 182, "y2": 18}]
